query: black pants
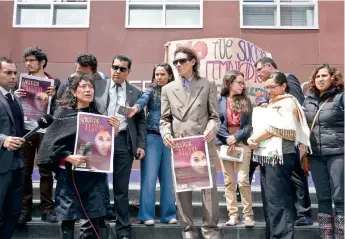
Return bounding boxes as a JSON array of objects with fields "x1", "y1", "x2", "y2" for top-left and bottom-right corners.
[
  {"x1": 0, "y1": 167, "x2": 24, "y2": 239},
  {"x1": 248, "y1": 152, "x2": 312, "y2": 218},
  {"x1": 309, "y1": 154, "x2": 344, "y2": 216},
  {"x1": 113, "y1": 132, "x2": 134, "y2": 238},
  {"x1": 260, "y1": 154, "x2": 296, "y2": 239}
]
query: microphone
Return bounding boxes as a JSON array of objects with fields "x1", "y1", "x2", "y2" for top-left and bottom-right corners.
[
  {"x1": 255, "y1": 91, "x2": 267, "y2": 106},
  {"x1": 82, "y1": 142, "x2": 92, "y2": 156},
  {"x1": 23, "y1": 114, "x2": 54, "y2": 140}
]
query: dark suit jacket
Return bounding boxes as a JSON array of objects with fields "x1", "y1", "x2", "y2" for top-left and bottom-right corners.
[
  {"x1": 0, "y1": 92, "x2": 24, "y2": 173},
  {"x1": 216, "y1": 96, "x2": 252, "y2": 146},
  {"x1": 285, "y1": 74, "x2": 305, "y2": 105}
]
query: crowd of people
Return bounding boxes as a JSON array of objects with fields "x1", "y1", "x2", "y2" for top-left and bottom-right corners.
[{"x1": 0, "y1": 44, "x2": 343, "y2": 239}]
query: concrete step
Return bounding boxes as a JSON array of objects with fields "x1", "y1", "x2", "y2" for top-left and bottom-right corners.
[
  {"x1": 30, "y1": 199, "x2": 320, "y2": 223},
  {"x1": 13, "y1": 218, "x2": 320, "y2": 239},
  {"x1": 32, "y1": 183, "x2": 318, "y2": 204}
]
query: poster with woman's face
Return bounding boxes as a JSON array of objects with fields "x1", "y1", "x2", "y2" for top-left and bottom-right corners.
[
  {"x1": 171, "y1": 136, "x2": 213, "y2": 192},
  {"x1": 18, "y1": 74, "x2": 54, "y2": 121},
  {"x1": 73, "y1": 112, "x2": 114, "y2": 173}
]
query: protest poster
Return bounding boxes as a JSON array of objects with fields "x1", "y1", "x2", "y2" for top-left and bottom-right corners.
[
  {"x1": 171, "y1": 136, "x2": 213, "y2": 192},
  {"x1": 67, "y1": 112, "x2": 114, "y2": 173},
  {"x1": 18, "y1": 74, "x2": 54, "y2": 121},
  {"x1": 168, "y1": 38, "x2": 271, "y2": 103}
]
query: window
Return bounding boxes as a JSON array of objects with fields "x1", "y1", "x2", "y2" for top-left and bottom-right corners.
[
  {"x1": 240, "y1": 0, "x2": 318, "y2": 29},
  {"x1": 13, "y1": 0, "x2": 90, "y2": 28},
  {"x1": 126, "y1": 0, "x2": 203, "y2": 28}
]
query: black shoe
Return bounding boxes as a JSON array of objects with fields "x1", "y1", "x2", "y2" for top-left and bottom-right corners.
[
  {"x1": 41, "y1": 211, "x2": 58, "y2": 223},
  {"x1": 295, "y1": 216, "x2": 313, "y2": 226},
  {"x1": 237, "y1": 192, "x2": 241, "y2": 202},
  {"x1": 18, "y1": 211, "x2": 32, "y2": 225},
  {"x1": 104, "y1": 210, "x2": 117, "y2": 221}
]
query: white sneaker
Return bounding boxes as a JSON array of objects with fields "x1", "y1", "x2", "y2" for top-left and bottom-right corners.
[
  {"x1": 144, "y1": 220, "x2": 155, "y2": 226},
  {"x1": 168, "y1": 218, "x2": 177, "y2": 224},
  {"x1": 225, "y1": 216, "x2": 238, "y2": 226}
]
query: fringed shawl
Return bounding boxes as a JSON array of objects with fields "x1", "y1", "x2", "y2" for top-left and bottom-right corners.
[{"x1": 251, "y1": 94, "x2": 311, "y2": 165}]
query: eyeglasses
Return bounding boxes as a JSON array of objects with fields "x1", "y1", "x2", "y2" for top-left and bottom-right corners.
[
  {"x1": 111, "y1": 65, "x2": 128, "y2": 72},
  {"x1": 256, "y1": 64, "x2": 268, "y2": 72},
  {"x1": 173, "y1": 58, "x2": 189, "y2": 66},
  {"x1": 264, "y1": 84, "x2": 280, "y2": 90},
  {"x1": 234, "y1": 81, "x2": 245, "y2": 87}
]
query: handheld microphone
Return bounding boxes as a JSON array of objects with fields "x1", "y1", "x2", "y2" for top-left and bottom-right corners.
[
  {"x1": 82, "y1": 142, "x2": 92, "y2": 156},
  {"x1": 255, "y1": 91, "x2": 267, "y2": 106},
  {"x1": 23, "y1": 114, "x2": 54, "y2": 140}
]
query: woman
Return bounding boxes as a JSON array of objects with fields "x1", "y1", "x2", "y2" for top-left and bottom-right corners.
[
  {"x1": 215, "y1": 70, "x2": 254, "y2": 227},
  {"x1": 247, "y1": 72, "x2": 311, "y2": 239},
  {"x1": 36, "y1": 73, "x2": 119, "y2": 239},
  {"x1": 303, "y1": 64, "x2": 344, "y2": 239},
  {"x1": 127, "y1": 63, "x2": 176, "y2": 226}
]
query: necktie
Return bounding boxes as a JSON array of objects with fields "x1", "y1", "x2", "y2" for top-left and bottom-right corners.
[
  {"x1": 182, "y1": 79, "x2": 191, "y2": 93},
  {"x1": 108, "y1": 84, "x2": 121, "y2": 116},
  {"x1": 5, "y1": 93, "x2": 13, "y2": 103}
]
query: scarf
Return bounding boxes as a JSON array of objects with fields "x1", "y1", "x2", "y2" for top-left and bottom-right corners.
[{"x1": 252, "y1": 94, "x2": 311, "y2": 165}]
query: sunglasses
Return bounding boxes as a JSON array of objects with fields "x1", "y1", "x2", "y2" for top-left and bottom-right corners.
[
  {"x1": 173, "y1": 58, "x2": 189, "y2": 66},
  {"x1": 111, "y1": 65, "x2": 128, "y2": 72}
]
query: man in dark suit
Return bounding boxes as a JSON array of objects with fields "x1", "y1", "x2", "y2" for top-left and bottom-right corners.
[
  {"x1": 0, "y1": 57, "x2": 25, "y2": 239},
  {"x1": 249, "y1": 57, "x2": 313, "y2": 226},
  {"x1": 105, "y1": 54, "x2": 146, "y2": 239}
]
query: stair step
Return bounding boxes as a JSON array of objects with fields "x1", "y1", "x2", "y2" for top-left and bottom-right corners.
[{"x1": 13, "y1": 218, "x2": 320, "y2": 239}]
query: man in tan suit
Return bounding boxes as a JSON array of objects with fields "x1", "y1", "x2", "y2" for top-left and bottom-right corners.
[{"x1": 160, "y1": 46, "x2": 220, "y2": 239}]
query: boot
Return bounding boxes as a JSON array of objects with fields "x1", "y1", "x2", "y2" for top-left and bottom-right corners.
[
  {"x1": 61, "y1": 228, "x2": 74, "y2": 239},
  {"x1": 317, "y1": 213, "x2": 333, "y2": 239},
  {"x1": 334, "y1": 215, "x2": 344, "y2": 239}
]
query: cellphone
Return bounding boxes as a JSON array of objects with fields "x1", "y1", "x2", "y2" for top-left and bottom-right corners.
[{"x1": 117, "y1": 105, "x2": 131, "y2": 116}]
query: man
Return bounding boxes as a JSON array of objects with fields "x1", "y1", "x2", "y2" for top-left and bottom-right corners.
[
  {"x1": 160, "y1": 46, "x2": 220, "y2": 239},
  {"x1": 15, "y1": 47, "x2": 60, "y2": 225},
  {"x1": 100, "y1": 54, "x2": 146, "y2": 239},
  {"x1": 0, "y1": 57, "x2": 25, "y2": 239},
  {"x1": 250, "y1": 56, "x2": 313, "y2": 226},
  {"x1": 56, "y1": 53, "x2": 117, "y2": 221}
]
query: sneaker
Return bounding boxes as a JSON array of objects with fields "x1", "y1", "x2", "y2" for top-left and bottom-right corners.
[
  {"x1": 41, "y1": 211, "x2": 58, "y2": 223},
  {"x1": 244, "y1": 217, "x2": 255, "y2": 228},
  {"x1": 225, "y1": 216, "x2": 238, "y2": 226},
  {"x1": 295, "y1": 216, "x2": 313, "y2": 226},
  {"x1": 18, "y1": 211, "x2": 32, "y2": 225},
  {"x1": 168, "y1": 218, "x2": 177, "y2": 224},
  {"x1": 144, "y1": 220, "x2": 155, "y2": 226}
]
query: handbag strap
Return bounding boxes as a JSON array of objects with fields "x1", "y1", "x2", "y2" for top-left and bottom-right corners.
[{"x1": 309, "y1": 98, "x2": 330, "y2": 135}]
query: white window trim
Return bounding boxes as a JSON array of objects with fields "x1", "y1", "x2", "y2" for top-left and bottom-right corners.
[
  {"x1": 13, "y1": 0, "x2": 90, "y2": 28},
  {"x1": 240, "y1": 0, "x2": 319, "y2": 30},
  {"x1": 125, "y1": 0, "x2": 203, "y2": 29}
]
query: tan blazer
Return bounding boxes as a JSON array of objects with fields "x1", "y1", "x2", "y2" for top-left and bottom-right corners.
[{"x1": 160, "y1": 77, "x2": 220, "y2": 157}]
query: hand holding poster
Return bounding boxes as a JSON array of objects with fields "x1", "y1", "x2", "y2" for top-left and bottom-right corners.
[
  {"x1": 168, "y1": 38, "x2": 271, "y2": 104},
  {"x1": 70, "y1": 112, "x2": 115, "y2": 173},
  {"x1": 19, "y1": 74, "x2": 54, "y2": 121},
  {"x1": 171, "y1": 136, "x2": 213, "y2": 192}
]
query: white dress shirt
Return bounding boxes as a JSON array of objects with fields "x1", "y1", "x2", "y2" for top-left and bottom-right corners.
[{"x1": 107, "y1": 80, "x2": 128, "y2": 131}]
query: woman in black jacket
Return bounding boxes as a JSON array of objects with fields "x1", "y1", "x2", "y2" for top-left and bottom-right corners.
[
  {"x1": 303, "y1": 64, "x2": 344, "y2": 239},
  {"x1": 36, "y1": 73, "x2": 119, "y2": 239}
]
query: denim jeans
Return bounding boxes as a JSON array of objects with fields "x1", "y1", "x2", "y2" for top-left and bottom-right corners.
[{"x1": 138, "y1": 133, "x2": 176, "y2": 223}]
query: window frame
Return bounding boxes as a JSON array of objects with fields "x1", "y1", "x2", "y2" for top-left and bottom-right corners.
[
  {"x1": 240, "y1": 0, "x2": 319, "y2": 30},
  {"x1": 125, "y1": 0, "x2": 203, "y2": 29},
  {"x1": 13, "y1": 0, "x2": 91, "y2": 28}
]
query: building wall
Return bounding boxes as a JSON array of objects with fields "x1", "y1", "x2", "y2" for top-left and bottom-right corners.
[{"x1": 1, "y1": 1, "x2": 344, "y2": 83}]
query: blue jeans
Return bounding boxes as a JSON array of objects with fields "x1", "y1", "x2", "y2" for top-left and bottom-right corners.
[{"x1": 138, "y1": 133, "x2": 176, "y2": 223}]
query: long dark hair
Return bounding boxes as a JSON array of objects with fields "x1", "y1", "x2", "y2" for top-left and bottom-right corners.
[
  {"x1": 174, "y1": 46, "x2": 201, "y2": 80},
  {"x1": 59, "y1": 73, "x2": 97, "y2": 110},
  {"x1": 150, "y1": 63, "x2": 175, "y2": 99},
  {"x1": 221, "y1": 70, "x2": 250, "y2": 113}
]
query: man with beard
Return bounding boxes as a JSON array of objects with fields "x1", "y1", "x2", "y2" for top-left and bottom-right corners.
[{"x1": 15, "y1": 47, "x2": 60, "y2": 225}]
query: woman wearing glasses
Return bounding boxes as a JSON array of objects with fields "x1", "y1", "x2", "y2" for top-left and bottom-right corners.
[
  {"x1": 127, "y1": 63, "x2": 176, "y2": 226},
  {"x1": 247, "y1": 72, "x2": 311, "y2": 239},
  {"x1": 215, "y1": 70, "x2": 254, "y2": 227}
]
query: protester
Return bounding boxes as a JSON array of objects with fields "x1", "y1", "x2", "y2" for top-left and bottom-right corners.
[
  {"x1": 127, "y1": 63, "x2": 176, "y2": 226},
  {"x1": 216, "y1": 70, "x2": 254, "y2": 227},
  {"x1": 56, "y1": 54, "x2": 117, "y2": 221},
  {"x1": 14, "y1": 47, "x2": 60, "y2": 225},
  {"x1": 0, "y1": 57, "x2": 25, "y2": 239},
  {"x1": 248, "y1": 72, "x2": 311, "y2": 239},
  {"x1": 303, "y1": 64, "x2": 344, "y2": 239},
  {"x1": 160, "y1": 46, "x2": 220, "y2": 239},
  {"x1": 36, "y1": 73, "x2": 119, "y2": 239}
]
